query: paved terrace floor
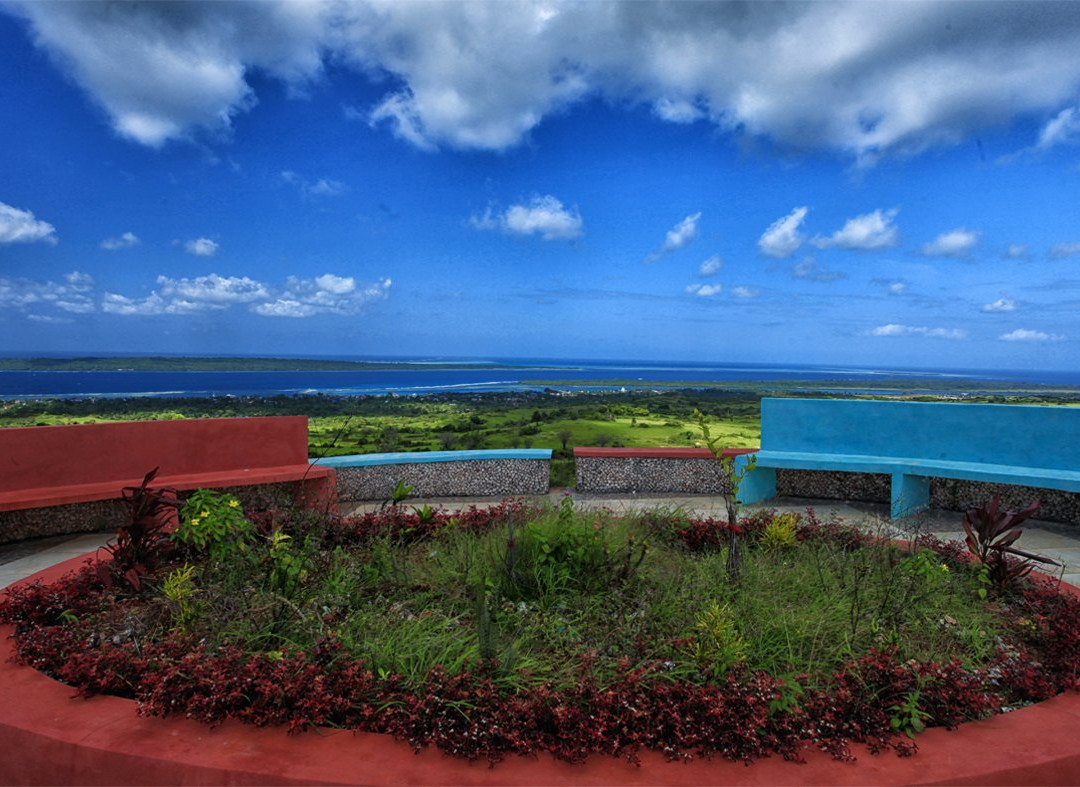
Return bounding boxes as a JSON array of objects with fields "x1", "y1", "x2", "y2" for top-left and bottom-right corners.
[{"x1": 3, "y1": 493, "x2": 1080, "y2": 588}]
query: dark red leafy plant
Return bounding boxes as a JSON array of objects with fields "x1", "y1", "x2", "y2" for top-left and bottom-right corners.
[
  {"x1": 961, "y1": 495, "x2": 1059, "y2": 588},
  {"x1": 98, "y1": 467, "x2": 180, "y2": 591}
]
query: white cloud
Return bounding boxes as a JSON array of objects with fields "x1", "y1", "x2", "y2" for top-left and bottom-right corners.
[
  {"x1": 10, "y1": 2, "x2": 1080, "y2": 162},
  {"x1": 281, "y1": 170, "x2": 347, "y2": 197},
  {"x1": 1037, "y1": 106, "x2": 1080, "y2": 150},
  {"x1": 645, "y1": 212, "x2": 701, "y2": 262},
  {"x1": 871, "y1": 324, "x2": 967, "y2": 340},
  {"x1": 184, "y1": 237, "x2": 219, "y2": 257},
  {"x1": 888, "y1": 281, "x2": 907, "y2": 295},
  {"x1": 999, "y1": 328, "x2": 1065, "y2": 343},
  {"x1": 698, "y1": 255, "x2": 722, "y2": 277},
  {"x1": 157, "y1": 273, "x2": 268, "y2": 303},
  {"x1": 982, "y1": 298, "x2": 1017, "y2": 313},
  {"x1": 253, "y1": 275, "x2": 391, "y2": 318},
  {"x1": 471, "y1": 196, "x2": 583, "y2": 241},
  {"x1": 313, "y1": 273, "x2": 355, "y2": 294},
  {"x1": 102, "y1": 292, "x2": 166, "y2": 315},
  {"x1": 653, "y1": 97, "x2": 704, "y2": 124},
  {"x1": 0, "y1": 201, "x2": 57, "y2": 245},
  {"x1": 1049, "y1": 241, "x2": 1080, "y2": 259},
  {"x1": 685, "y1": 283, "x2": 722, "y2": 297},
  {"x1": 100, "y1": 231, "x2": 141, "y2": 250},
  {"x1": 27, "y1": 313, "x2": 73, "y2": 324},
  {"x1": 758, "y1": 207, "x2": 807, "y2": 259},
  {"x1": 732, "y1": 286, "x2": 760, "y2": 299},
  {"x1": 812, "y1": 208, "x2": 899, "y2": 250},
  {"x1": 1004, "y1": 243, "x2": 1029, "y2": 260},
  {"x1": 0, "y1": 271, "x2": 94, "y2": 314},
  {"x1": 919, "y1": 228, "x2": 979, "y2": 258}
]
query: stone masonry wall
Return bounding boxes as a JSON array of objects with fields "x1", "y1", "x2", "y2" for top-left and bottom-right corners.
[
  {"x1": 575, "y1": 456, "x2": 733, "y2": 495},
  {"x1": 0, "y1": 481, "x2": 301, "y2": 546},
  {"x1": 777, "y1": 469, "x2": 1080, "y2": 525},
  {"x1": 335, "y1": 459, "x2": 550, "y2": 501}
]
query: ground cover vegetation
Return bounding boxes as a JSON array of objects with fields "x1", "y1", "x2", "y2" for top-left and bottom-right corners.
[{"x1": 3, "y1": 484, "x2": 1077, "y2": 766}]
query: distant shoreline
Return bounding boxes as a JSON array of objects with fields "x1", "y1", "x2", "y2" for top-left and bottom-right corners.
[{"x1": 0, "y1": 357, "x2": 555, "y2": 372}]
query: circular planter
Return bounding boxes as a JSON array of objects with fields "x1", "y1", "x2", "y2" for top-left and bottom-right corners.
[{"x1": 3, "y1": 554, "x2": 1080, "y2": 785}]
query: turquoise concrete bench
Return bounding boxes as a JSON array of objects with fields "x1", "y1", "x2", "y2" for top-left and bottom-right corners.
[
  {"x1": 736, "y1": 398, "x2": 1080, "y2": 518},
  {"x1": 311, "y1": 449, "x2": 552, "y2": 499}
]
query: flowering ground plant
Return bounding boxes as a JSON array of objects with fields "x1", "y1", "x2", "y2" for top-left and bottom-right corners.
[{"x1": 2, "y1": 499, "x2": 1078, "y2": 768}]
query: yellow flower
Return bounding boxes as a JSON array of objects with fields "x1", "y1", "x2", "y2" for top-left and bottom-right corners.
[
  {"x1": 940, "y1": 563, "x2": 950, "y2": 573},
  {"x1": 190, "y1": 518, "x2": 200, "y2": 527},
  {"x1": 229, "y1": 500, "x2": 240, "y2": 508},
  {"x1": 201, "y1": 510, "x2": 210, "y2": 518}
]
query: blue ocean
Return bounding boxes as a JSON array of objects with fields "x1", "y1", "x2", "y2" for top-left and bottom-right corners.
[{"x1": 1, "y1": 358, "x2": 1078, "y2": 399}]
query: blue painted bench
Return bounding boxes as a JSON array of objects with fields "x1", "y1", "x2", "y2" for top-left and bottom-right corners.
[
  {"x1": 736, "y1": 398, "x2": 1080, "y2": 518},
  {"x1": 311, "y1": 449, "x2": 552, "y2": 499}
]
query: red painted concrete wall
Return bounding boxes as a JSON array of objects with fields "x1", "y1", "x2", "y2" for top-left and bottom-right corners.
[
  {"x1": 0, "y1": 416, "x2": 310, "y2": 493},
  {"x1": 575, "y1": 447, "x2": 757, "y2": 459},
  {"x1": 4, "y1": 558, "x2": 1080, "y2": 785}
]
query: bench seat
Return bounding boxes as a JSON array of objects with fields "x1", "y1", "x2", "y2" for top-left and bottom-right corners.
[
  {"x1": 746, "y1": 450, "x2": 1080, "y2": 491},
  {"x1": 737, "y1": 398, "x2": 1080, "y2": 519},
  {"x1": 0, "y1": 464, "x2": 335, "y2": 513}
]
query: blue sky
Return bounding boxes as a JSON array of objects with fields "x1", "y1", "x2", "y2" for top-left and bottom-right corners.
[{"x1": 1, "y1": 1, "x2": 1080, "y2": 371}]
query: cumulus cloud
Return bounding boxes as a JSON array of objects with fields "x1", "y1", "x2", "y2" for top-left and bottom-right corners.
[
  {"x1": 281, "y1": 170, "x2": 347, "y2": 197},
  {"x1": 157, "y1": 273, "x2": 269, "y2": 303},
  {"x1": 871, "y1": 324, "x2": 967, "y2": 340},
  {"x1": 644, "y1": 212, "x2": 701, "y2": 263},
  {"x1": 184, "y1": 237, "x2": 219, "y2": 257},
  {"x1": 253, "y1": 275, "x2": 391, "y2": 317},
  {"x1": 982, "y1": 297, "x2": 1017, "y2": 313},
  {"x1": 812, "y1": 208, "x2": 899, "y2": 250},
  {"x1": 888, "y1": 281, "x2": 907, "y2": 295},
  {"x1": 1037, "y1": 106, "x2": 1080, "y2": 149},
  {"x1": 999, "y1": 328, "x2": 1065, "y2": 342},
  {"x1": 732, "y1": 286, "x2": 760, "y2": 299},
  {"x1": 11, "y1": 2, "x2": 1080, "y2": 162},
  {"x1": 100, "y1": 231, "x2": 140, "y2": 250},
  {"x1": 698, "y1": 255, "x2": 722, "y2": 277},
  {"x1": 471, "y1": 196, "x2": 583, "y2": 241},
  {"x1": 1049, "y1": 241, "x2": 1080, "y2": 259},
  {"x1": 100, "y1": 271, "x2": 389, "y2": 319},
  {"x1": 919, "y1": 228, "x2": 979, "y2": 258},
  {"x1": 1004, "y1": 243, "x2": 1029, "y2": 260},
  {"x1": 759, "y1": 207, "x2": 807, "y2": 259},
  {"x1": 0, "y1": 201, "x2": 57, "y2": 245},
  {"x1": 685, "y1": 283, "x2": 722, "y2": 297},
  {"x1": 0, "y1": 271, "x2": 94, "y2": 314}
]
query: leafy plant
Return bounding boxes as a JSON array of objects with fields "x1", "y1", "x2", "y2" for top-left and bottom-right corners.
[
  {"x1": 265, "y1": 530, "x2": 308, "y2": 597},
  {"x1": 384, "y1": 479, "x2": 414, "y2": 508},
  {"x1": 761, "y1": 513, "x2": 798, "y2": 549},
  {"x1": 174, "y1": 489, "x2": 255, "y2": 562},
  {"x1": 682, "y1": 600, "x2": 748, "y2": 678},
  {"x1": 100, "y1": 467, "x2": 180, "y2": 591},
  {"x1": 961, "y1": 495, "x2": 1059, "y2": 589},
  {"x1": 889, "y1": 689, "x2": 931, "y2": 739},
  {"x1": 694, "y1": 409, "x2": 757, "y2": 581},
  {"x1": 161, "y1": 563, "x2": 200, "y2": 631}
]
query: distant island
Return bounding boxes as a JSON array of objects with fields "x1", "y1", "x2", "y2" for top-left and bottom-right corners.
[{"x1": 0, "y1": 357, "x2": 552, "y2": 372}]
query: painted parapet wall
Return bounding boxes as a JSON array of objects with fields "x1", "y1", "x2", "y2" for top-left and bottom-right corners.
[
  {"x1": 574, "y1": 448, "x2": 756, "y2": 495},
  {"x1": 313, "y1": 450, "x2": 552, "y2": 500}
]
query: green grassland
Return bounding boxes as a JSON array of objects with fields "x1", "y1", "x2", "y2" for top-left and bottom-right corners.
[{"x1": 0, "y1": 391, "x2": 761, "y2": 488}]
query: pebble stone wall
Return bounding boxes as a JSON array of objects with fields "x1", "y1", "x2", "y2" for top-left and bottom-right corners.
[
  {"x1": 575, "y1": 456, "x2": 732, "y2": 495},
  {"x1": 0, "y1": 482, "x2": 301, "y2": 545},
  {"x1": 777, "y1": 469, "x2": 1080, "y2": 525},
  {"x1": 335, "y1": 459, "x2": 550, "y2": 501}
]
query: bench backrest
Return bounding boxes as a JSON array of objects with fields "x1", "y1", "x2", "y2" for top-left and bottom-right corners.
[
  {"x1": 761, "y1": 398, "x2": 1080, "y2": 470},
  {"x1": 0, "y1": 416, "x2": 310, "y2": 493}
]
